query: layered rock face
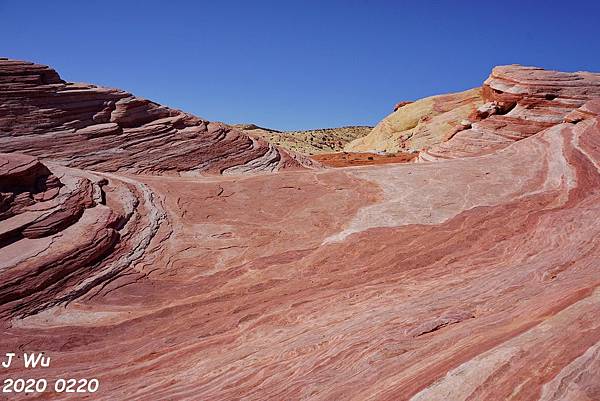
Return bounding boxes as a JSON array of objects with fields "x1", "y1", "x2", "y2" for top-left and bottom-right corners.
[
  {"x1": 0, "y1": 58, "x2": 316, "y2": 175},
  {"x1": 418, "y1": 65, "x2": 600, "y2": 161},
  {"x1": 0, "y1": 152, "x2": 164, "y2": 318},
  {"x1": 348, "y1": 65, "x2": 600, "y2": 161},
  {"x1": 1, "y1": 61, "x2": 600, "y2": 400},
  {"x1": 345, "y1": 88, "x2": 483, "y2": 153}
]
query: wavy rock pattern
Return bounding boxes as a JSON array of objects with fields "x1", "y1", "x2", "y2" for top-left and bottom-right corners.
[
  {"x1": 0, "y1": 62, "x2": 599, "y2": 400},
  {"x1": 0, "y1": 152, "x2": 167, "y2": 318},
  {"x1": 345, "y1": 88, "x2": 483, "y2": 153},
  {"x1": 418, "y1": 65, "x2": 600, "y2": 161},
  {"x1": 0, "y1": 58, "x2": 316, "y2": 175}
]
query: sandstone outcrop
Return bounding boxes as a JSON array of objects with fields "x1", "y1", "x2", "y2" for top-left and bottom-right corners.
[
  {"x1": 1, "y1": 61, "x2": 600, "y2": 400},
  {"x1": 0, "y1": 58, "x2": 316, "y2": 175},
  {"x1": 0, "y1": 152, "x2": 113, "y2": 316},
  {"x1": 345, "y1": 88, "x2": 483, "y2": 153},
  {"x1": 418, "y1": 65, "x2": 600, "y2": 161},
  {"x1": 347, "y1": 65, "x2": 600, "y2": 161}
]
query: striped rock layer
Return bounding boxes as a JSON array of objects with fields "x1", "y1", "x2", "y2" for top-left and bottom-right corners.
[
  {"x1": 0, "y1": 58, "x2": 316, "y2": 175},
  {"x1": 347, "y1": 65, "x2": 600, "y2": 162},
  {"x1": 0, "y1": 62, "x2": 599, "y2": 400},
  {"x1": 418, "y1": 65, "x2": 600, "y2": 161}
]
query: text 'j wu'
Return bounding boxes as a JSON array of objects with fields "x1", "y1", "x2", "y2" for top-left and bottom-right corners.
[{"x1": 1, "y1": 353, "x2": 50, "y2": 369}]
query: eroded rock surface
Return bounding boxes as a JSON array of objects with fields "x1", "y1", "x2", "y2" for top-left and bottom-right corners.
[
  {"x1": 0, "y1": 62, "x2": 600, "y2": 401},
  {"x1": 347, "y1": 65, "x2": 600, "y2": 163},
  {"x1": 345, "y1": 88, "x2": 483, "y2": 153},
  {"x1": 419, "y1": 65, "x2": 600, "y2": 161},
  {"x1": 0, "y1": 58, "x2": 316, "y2": 175}
]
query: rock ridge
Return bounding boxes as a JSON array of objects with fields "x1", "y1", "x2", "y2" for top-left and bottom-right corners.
[{"x1": 0, "y1": 58, "x2": 317, "y2": 175}]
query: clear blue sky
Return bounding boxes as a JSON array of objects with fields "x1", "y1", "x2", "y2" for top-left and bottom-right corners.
[{"x1": 1, "y1": 1, "x2": 600, "y2": 130}]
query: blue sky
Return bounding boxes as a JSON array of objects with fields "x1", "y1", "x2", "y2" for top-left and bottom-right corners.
[{"x1": 1, "y1": 0, "x2": 599, "y2": 130}]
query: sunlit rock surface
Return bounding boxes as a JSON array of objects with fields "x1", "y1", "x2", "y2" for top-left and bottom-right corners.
[
  {"x1": 0, "y1": 58, "x2": 316, "y2": 175},
  {"x1": 345, "y1": 88, "x2": 483, "y2": 153},
  {"x1": 1, "y1": 61, "x2": 600, "y2": 400},
  {"x1": 418, "y1": 65, "x2": 600, "y2": 161}
]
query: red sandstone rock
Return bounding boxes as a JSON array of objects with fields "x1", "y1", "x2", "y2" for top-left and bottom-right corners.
[
  {"x1": 406, "y1": 310, "x2": 474, "y2": 337},
  {"x1": 0, "y1": 153, "x2": 62, "y2": 220},
  {"x1": 0, "y1": 58, "x2": 317, "y2": 175},
  {"x1": 564, "y1": 99, "x2": 600, "y2": 123},
  {"x1": 418, "y1": 65, "x2": 600, "y2": 161},
  {"x1": 0, "y1": 153, "x2": 118, "y2": 314},
  {"x1": 76, "y1": 122, "x2": 122, "y2": 138},
  {"x1": 0, "y1": 62, "x2": 599, "y2": 401}
]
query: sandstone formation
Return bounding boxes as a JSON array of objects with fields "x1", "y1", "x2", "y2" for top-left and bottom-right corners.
[
  {"x1": 418, "y1": 65, "x2": 600, "y2": 161},
  {"x1": 0, "y1": 151, "x2": 162, "y2": 319},
  {"x1": 240, "y1": 124, "x2": 372, "y2": 155},
  {"x1": 345, "y1": 88, "x2": 483, "y2": 153},
  {"x1": 0, "y1": 58, "x2": 316, "y2": 175},
  {"x1": 347, "y1": 65, "x2": 600, "y2": 161},
  {"x1": 1, "y1": 61, "x2": 600, "y2": 400}
]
